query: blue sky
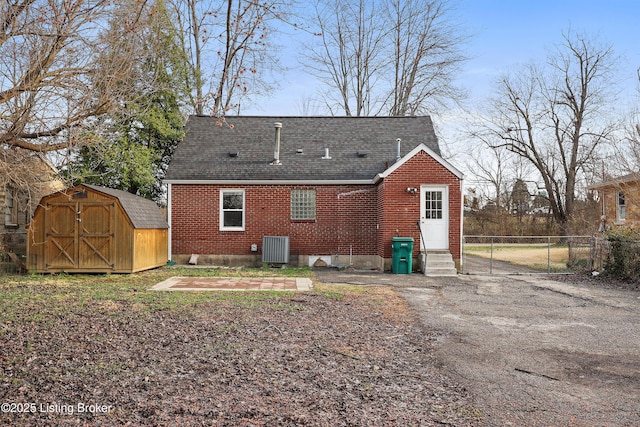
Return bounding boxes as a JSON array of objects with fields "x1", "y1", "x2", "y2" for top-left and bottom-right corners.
[
  {"x1": 456, "y1": 0, "x2": 640, "y2": 100},
  {"x1": 244, "y1": 0, "x2": 640, "y2": 117}
]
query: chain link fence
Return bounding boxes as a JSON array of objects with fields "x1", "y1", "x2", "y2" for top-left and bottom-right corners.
[{"x1": 462, "y1": 235, "x2": 597, "y2": 275}]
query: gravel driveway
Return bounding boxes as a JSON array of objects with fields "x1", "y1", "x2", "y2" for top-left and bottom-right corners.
[
  {"x1": 316, "y1": 268, "x2": 640, "y2": 426},
  {"x1": 404, "y1": 274, "x2": 640, "y2": 426}
]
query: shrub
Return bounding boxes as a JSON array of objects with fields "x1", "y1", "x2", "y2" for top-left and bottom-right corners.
[{"x1": 603, "y1": 227, "x2": 640, "y2": 280}]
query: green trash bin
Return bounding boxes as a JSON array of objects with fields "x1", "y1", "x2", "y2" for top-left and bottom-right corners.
[{"x1": 391, "y1": 237, "x2": 414, "y2": 274}]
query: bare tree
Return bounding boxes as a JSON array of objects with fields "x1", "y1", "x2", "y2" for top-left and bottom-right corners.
[
  {"x1": 303, "y1": 0, "x2": 387, "y2": 116},
  {"x1": 303, "y1": 0, "x2": 465, "y2": 116},
  {"x1": 465, "y1": 147, "x2": 507, "y2": 209},
  {"x1": 169, "y1": 0, "x2": 293, "y2": 116},
  {"x1": 386, "y1": 0, "x2": 466, "y2": 116},
  {"x1": 0, "y1": 0, "x2": 143, "y2": 153},
  {"x1": 472, "y1": 31, "x2": 619, "y2": 235}
]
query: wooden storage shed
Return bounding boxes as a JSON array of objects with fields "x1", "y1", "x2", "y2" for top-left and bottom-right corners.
[{"x1": 27, "y1": 185, "x2": 169, "y2": 273}]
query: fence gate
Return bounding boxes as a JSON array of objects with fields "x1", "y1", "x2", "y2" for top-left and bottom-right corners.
[{"x1": 45, "y1": 202, "x2": 115, "y2": 271}]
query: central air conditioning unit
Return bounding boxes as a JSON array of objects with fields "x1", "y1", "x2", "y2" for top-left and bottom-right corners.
[{"x1": 262, "y1": 236, "x2": 290, "y2": 264}]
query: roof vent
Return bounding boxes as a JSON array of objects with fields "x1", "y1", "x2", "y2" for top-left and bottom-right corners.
[
  {"x1": 228, "y1": 150, "x2": 239, "y2": 157},
  {"x1": 357, "y1": 151, "x2": 369, "y2": 158},
  {"x1": 296, "y1": 148, "x2": 304, "y2": 154},
  {"x1": 271, "y1": 122, "x2": 282, "y2": 165},
  {"x1": 395, "y1": 138, "x2": 402, "y2": 162},
  {"x1": 322, "y1": 147, "x2": 332, "y2": 160}
]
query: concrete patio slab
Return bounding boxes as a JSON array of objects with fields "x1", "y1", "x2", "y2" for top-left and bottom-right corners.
[{"x1": 150, "y1": 276, "x2": 313, "y2": 291}]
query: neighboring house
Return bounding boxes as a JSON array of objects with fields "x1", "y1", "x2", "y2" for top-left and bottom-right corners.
[
  {"x1": 165, "y1": 116, "x2": 464, "y2": 273},
  {"x1": 588, "y1": 173, "x2": 640, "y2": 229},
  {"x1": 1, "y1": 150, "x2": 64, "y2": 256}
]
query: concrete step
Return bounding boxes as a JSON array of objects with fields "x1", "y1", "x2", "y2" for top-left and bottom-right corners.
[
  {"x1": 424, "y1": 251, "x2": 457, "y2": 276},
  {"x1": 424, "y1": 267, "x2": 458, "y2": 276}
]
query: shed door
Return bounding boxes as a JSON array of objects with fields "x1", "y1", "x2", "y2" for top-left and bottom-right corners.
[
  {"x1": 78, "y1": 202, "x2": 115, "y2": 270},
  {"x1": 45, "y1": 203, "x2": 79, "y2": 270},
  {"x1": 419, "y1": 185, "x2": 449, "y2": 250},
  {"x1": 45, "y1": 201, "x2": 115, "y2": 270}
]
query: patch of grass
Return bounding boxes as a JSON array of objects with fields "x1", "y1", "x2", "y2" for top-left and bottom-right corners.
[
  {"x1": 0, "y1": 267, "x2": 317, "y2": 324},
  {"x1": 464, "y1": 245, "x2": 571, "y2": 271},
  {"x1": 320, "y1": 290, "x2": 344, "y2": 300},
  {"x1": 167, "y1": 265, "x2": 313, "y2": 278}
]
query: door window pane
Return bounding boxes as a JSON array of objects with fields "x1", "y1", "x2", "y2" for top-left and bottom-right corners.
[{"x1": 425, "y1": 191, "x2": 443, "y2": 219}]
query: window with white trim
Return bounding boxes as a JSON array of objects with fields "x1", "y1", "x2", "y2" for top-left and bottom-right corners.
[
  {"x1": 291, "y1": 189, "x2": 316, "y2": 220},
  {"x1": 4, "y1": 188, "x2": 17, "y2": 226},
  {"x1": 220, "y1": 189, "x2": 245, "y2": 230},
  {"x1": 617, "y1": 191, "x2": 626, "y2": 221}
]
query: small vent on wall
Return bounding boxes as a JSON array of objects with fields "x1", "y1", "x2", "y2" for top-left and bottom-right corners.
[{"x1": 262, "y1": 236, "x2": 290, "y2": 264}]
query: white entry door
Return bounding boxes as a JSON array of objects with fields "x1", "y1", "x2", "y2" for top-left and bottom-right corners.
[{"x1": 419, "y1": 185, "x2": 449, "y2": 251}]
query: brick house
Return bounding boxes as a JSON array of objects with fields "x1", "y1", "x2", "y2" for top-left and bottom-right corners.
[
  {"x1": 588, "y1": 173, "x2": 640, "y2": 229},
  {"x1": 165, "y1": 116, "x2": 464, "y2": 273},
  {"x1": 1, "y1": 150, "x2": 64, "y2": 257}
]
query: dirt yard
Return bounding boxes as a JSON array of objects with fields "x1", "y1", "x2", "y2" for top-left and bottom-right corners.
[{"x1": 0, "y1": 273, "x2": 479, "y2": 426}]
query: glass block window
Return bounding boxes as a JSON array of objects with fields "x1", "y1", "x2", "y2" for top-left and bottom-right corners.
[
  {"x1": 424, "y1": 190, "x2": 443, "y2": 219},
  {"x1": 291, "y1": 189, "x2": 316, "y2": 220},
  {"x1": 220, "y1": 189, "x2": 245, "y2": 230}
]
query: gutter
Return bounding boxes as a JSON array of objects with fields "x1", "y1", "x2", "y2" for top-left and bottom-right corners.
[{"x1": 163, "y1": 179, "x2": 376, "y2": 185}]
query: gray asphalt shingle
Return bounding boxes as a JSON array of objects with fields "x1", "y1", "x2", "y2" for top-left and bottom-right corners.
[
  {"x1": 165, "y1": 116, "x2": 440, "y2": 182},
  {"x1": 84, "y1": 185, "x2": 168, "y2": 229}
]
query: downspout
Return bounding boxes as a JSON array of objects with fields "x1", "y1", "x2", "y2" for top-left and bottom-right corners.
[
  {"x1": 167, "y1": 182, "x2": 172, "y2": 262},
  {"x1": 459, "y1": 177, "x2": 464, "y2": 273}
]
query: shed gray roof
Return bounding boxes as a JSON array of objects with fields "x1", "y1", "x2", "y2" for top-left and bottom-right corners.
[
  {"x1": 83, "y1": 185, "x2": 168, "y2": 229},
  {"x1": 165, "y1": 116, "x2": 441, "y2": 182}
]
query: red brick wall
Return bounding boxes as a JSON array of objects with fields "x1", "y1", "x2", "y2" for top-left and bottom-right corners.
[
  {"x1": 170, "y1": 184, "x2": 378, "y2": 257},
  {"x1": 171, "y1": 151, "x2": 462, "y2": 263},
  {"x1": 378, "y1": 151, "x2": 462, "y2": 260}
]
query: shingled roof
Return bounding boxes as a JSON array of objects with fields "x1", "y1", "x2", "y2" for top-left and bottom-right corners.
[
  {"x1": 165, "y1": 116, "x2": 441, "y2": 182},
  {"x1": 83, "y1": 185, "x2": 168, "y2": 229}
]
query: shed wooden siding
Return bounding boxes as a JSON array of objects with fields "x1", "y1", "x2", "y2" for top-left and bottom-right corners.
[
  {"x1": 171, "y1": 184, "x2": 378, "y2": 258},
  {"x1": 133, "y1": 228, "x2": 169, "y2": 272},
  {"x1": 28, "y1": 186, "x2": 168, "y2": 273}
]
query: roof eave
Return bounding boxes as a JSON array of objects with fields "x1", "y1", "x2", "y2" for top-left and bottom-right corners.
[
  {"x1": 164, "y1": 179, "x2": 377, "y2": 185},
  {"x1": 376, "y1": 143, "x2": 465, "y2": 180}
]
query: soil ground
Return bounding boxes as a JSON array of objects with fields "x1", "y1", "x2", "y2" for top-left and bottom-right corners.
[
  {"x1": 1, "y1": 265, "x2": 638, "y2": 426},
  {"x1": 0, "y1": 273, "x2": 478, "y2": 427}
]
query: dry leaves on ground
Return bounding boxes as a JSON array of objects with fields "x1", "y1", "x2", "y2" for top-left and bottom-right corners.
[{"x1": 0, "y1": 283, "x2": 480, "y2": 426}]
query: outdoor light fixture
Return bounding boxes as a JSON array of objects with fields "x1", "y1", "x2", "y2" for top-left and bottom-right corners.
[{"x1": 406, "y1": 187, "x2": 418, "y2": 194}]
